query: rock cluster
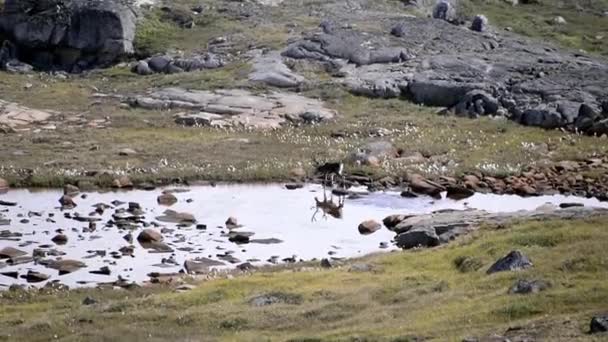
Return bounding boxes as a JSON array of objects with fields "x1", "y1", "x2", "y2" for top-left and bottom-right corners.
[
  {"x1": 132, "y1": 53, "x2": 223, "y2": 75},
  {"x1": 336, "y1": 157, "x2": 608, "y2": 200},
  {"x1": 283, "y1": 15, "x2": 608, "y2": 135}
]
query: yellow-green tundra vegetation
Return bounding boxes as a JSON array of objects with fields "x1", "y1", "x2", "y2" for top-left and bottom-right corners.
[{"x1": 1, "y1": 217, "x2": 607, "y2": 341}]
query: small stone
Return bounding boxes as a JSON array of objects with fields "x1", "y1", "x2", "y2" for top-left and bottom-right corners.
[
  {"x1": 51, "y1": 234, "x2": 68, "y2": 245},
  {"x1": 552, "y1": 16, "x2": 567, "y2": 25},
  {"x1": 383, "y1": 214, "x2": 408, "y2": 230},
  {"x1": 157, "y1": 193, "x2": 178, "y2": 206},
  {"x1": 89, "y1": 266, "x2": 111, "y2": 276},
  {"x1": 118, "y1": 148, "x2": 137, "y2": 156},
  {"x1": 285, "y1": 183, "x2": 304, "y2": 190},
  {"x1": 59, "y1": 195, "x2": 76, "y2": 209},
  {"x1": 225, "y1": 216, "x2": 239, "y2": 227},
  {"x1": 509, "y1": 279, "x2": 550, "y2": 294}
]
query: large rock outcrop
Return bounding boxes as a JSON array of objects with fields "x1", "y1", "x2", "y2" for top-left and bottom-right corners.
[
  {"x1": 0, "y1": 0, "x2": 136, "y2": 71},
  {"x1": 283, "y1": 16, "x2": 608, "y2": 136}
]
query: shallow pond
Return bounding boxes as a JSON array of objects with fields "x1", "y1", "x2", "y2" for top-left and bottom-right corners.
[{"x1": 0, "y1": 184, "x2": 606, "y2": 288}]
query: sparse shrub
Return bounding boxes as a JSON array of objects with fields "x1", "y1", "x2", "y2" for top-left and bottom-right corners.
[
  {"x1": 493, "y1": 302, "x2": 543, "y2": 320},
  {"x1": 219, "y1": 317, "x2": 248, "y2": 330},
  {"x1": 454, "y1": 255, "x2": 484, "y2": 273}
]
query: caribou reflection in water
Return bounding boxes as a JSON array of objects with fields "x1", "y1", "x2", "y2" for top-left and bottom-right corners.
[{"x1": 311, "y1": 183, "x2": 346, "y2": 222}]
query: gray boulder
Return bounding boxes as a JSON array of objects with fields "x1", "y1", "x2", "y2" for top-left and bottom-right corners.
[
  {"x1": 470, "y1": 15, "x2": 488, "y2": 32},
  {"x1": 591, "y1": 315, "x2": 608, "y2": 333},
  {"x1": 0, "y1": 0, "x2": 136, "y2": 71},
  {"x1": 487, "y1": 250, "x2": 533, "y2": 274},
  {"x1": 395, "y1": 226, "x2": 440, "y2": 249},
  {"x1": 432, "y1": 1, "x2": 456, "y2": 23},
  {"x1": 454, "y1": 90, "x2": 500, "y2": 117}
]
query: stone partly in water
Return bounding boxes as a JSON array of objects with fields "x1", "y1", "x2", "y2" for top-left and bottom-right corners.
[
  {"x1": 0, "y1": 0, "x2": 136, "y2": 71},
  {"x1": 184, "y1": 258, "x2": 225, "y2": 274},
  {"x1": 155, "y1": 209, "x2": 196, "y2": 224},
  {"x1": 408, "y1": 174, "x2": 445, "y2": 198},
  {"x1": 51, "y1": 234, "x2": 68, "y2": 245},
  {"x1": 0, "y1": 246, "x2": 27, "y2": 259},
  {"x1": 58, "y1": 195, "x2": 77, "y2": 209},
  {"x1": 446, "y1": 185, "x2": 475, "y2": 200},
  {"x1": 157, "y1": 193, "x2": 178, "y2": 206},
  {"x1": 358, "y1": 220, "x2": 382, "y2": 235},
  {"x1": 44, "y1": 259, "x2": 87, "y2": 275},
  {"x1": 487, "y1": 250, "x2": 533, "y2": 274}
]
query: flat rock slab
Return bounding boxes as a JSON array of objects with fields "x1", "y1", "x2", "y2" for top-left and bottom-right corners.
[
  {"x1": 0, "y1": 100, "x2": 52, "y2": 129},
  {"x1": 130, "y1": 87, "x2": 336, "y2": 129}
]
